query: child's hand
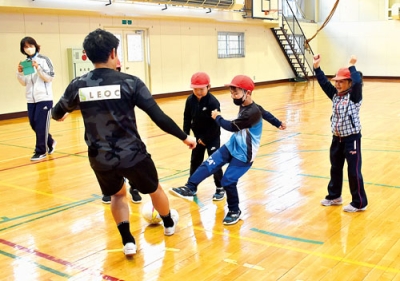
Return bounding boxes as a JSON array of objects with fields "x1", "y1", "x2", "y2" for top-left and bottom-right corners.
[
  {"x1": 198, "y1": 139, "x2": 206, "y2": 146},
  {"x1": 279, "y1": 122, "x2": 287, "y2": 130},
  {"x1": 313, "y1": 54, "x2": 321, "y2": 69},
  {"x1": 211, "y1": 109, "x2": 220, "y2": 119},
  {"x1": 349, "y1": 55, "x2": 357, "y2": 66}
]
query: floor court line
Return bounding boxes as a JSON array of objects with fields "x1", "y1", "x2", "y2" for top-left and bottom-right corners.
[
  {"x1": 0, "y1": 197, "x2": 99, "y2": 233},
  {"x1": 0, "y1": 195, "x2": 100, "y2": 224},
  {"x1": 191, "y1": 226, "x2": 400, "y2": 274},
  {"x1": 250, "y1": 227, "x2": 324, "y2": 245},
  {"x1": 260, "y1": 132, "x2": 300, "y2": 147},
  {"x1": 248, "y1": 167, "x2": 400, "y2": 189},
  {"x1": 0, "y1": 249, "x2": 72, "y2": 278},
  {"x1": 0, "y1": 155, "x2": 68, "y2": 170},
  {"x1": 0, "y1": 181, "x2": 100, "y2": 202},
  {"x1": 0, "y1": 239, "x2": 123, "y2": 281},
  {"x1": 0, "y1": 150, "x2": 87, "y2": 167}
]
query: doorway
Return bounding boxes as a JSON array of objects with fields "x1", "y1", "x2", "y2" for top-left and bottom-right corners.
[{"x1": 107, "y1": 28, "x2": 150, "y2": 88}]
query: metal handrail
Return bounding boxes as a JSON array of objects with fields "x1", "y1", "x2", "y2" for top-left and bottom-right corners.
[{"x1": 281, "y1": 0, "x2": 314, "y2": 74}]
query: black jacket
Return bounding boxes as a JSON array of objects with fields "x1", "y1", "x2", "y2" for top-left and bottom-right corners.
[{"x1": 183, "y1": 92, "x2": 220, "y2": 145}]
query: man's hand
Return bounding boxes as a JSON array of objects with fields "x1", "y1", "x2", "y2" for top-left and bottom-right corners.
[
  {"x1": 57, "y1": 112, "x2": 69, "y2": 122},
  {"x1": 313, "y1": 54, "x2": 321, "y2": 69},
  {"x1": 183, "y1": 135, "x2": 197, "y2": 149},
  {"x1": 211, "y1": 109, "x2": 220, "y2": 120}
]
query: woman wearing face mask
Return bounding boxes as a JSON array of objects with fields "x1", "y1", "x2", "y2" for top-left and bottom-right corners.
[
  {"x1": 171, "y1": 75, "x2": 265, "y2": 225},
  {"x1": 17, "y1": 36, "x2": 56, "y2": 161}
]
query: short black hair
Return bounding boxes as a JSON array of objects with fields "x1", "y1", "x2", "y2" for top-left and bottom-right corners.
[
  {"x1": 83, "y1": 29, "x2": 119, "y2": 64},
  {"x1": 20, "y1": 37, "x2": 40, "y2": 55}
]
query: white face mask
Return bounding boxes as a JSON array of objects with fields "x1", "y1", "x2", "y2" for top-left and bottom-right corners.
[{"x1": 24, "y1": 47, "x2": 36, "y2": 56}]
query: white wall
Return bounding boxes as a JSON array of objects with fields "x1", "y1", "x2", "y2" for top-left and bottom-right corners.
[{"x1": 315, "y1": 0, "x2": 400, "y2": 76}]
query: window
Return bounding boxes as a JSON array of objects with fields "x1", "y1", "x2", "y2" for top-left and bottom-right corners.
[
  {"x1": 217, "y1": 32, "x2": 245, "y2": 59},
  {"x1": 283, "y1": 0, "x2": 306, "y2": 19},
  {"x1": 127, "y1": 33, "x2": 144, "y2": 62}
]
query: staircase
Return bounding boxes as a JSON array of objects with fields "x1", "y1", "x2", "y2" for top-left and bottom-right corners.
[{"x1": 271, "y1": 0, "x2": 314, "y2": 81}]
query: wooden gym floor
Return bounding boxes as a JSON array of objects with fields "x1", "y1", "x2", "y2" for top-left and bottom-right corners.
[{"x1": 1, "y1": 78, "x2": 400, "y2": 281}]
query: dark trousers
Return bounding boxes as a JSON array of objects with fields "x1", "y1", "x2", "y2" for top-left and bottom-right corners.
[
  {"x1": 188, "y1": 137, "x2": 223, "y2": 188},
  {"x1": 28, "y1": 101, "x2": 54, "y2": 155},
  {"x1": 326, "y1": 134, "x2": 368, "y2": 208},
  {"x1": 187, "y1": 145, "x2": 252, "y2": 212}
]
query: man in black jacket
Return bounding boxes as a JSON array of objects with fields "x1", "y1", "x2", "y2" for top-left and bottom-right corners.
[{"x1": 52, "y1": 29, "x2": 196, "y2": 257}]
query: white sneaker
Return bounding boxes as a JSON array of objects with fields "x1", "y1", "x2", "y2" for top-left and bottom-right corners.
[
  {"x1": 164, "y1": 209, "x2": 179, "y2": 236},
  {"x1": 321, "y1": 197, "x2": 343, "y2": 206},
  {"x1": 343, "y1": 204, "x2": 367, "y2": 213},
  {"x1": 123, "y1": 242, "x2": 136, "y2": 257}
]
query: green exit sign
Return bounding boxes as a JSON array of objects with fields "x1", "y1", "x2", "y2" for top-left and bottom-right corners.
[{"x1": 122, "y1": 20, "x2": 132, "y2": 25}]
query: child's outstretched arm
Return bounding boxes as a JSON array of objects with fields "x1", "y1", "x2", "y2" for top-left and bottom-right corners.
[{"x1": 257, "y1": 104, "x2": 286, "y2": 130}]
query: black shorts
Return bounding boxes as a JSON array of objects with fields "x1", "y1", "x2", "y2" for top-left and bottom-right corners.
[{"x1": 93, "y1": 154, "x2": 159, "y2": 196}]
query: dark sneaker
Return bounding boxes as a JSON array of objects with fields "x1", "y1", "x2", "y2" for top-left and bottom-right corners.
[
  {"x1": 223, "y1": 210, "x2": 242, "y2": 225},
  {"x1": 129, "y1": 188, "x2": 142, "y2": 203},
  {"x1": 169, "y1": 186, "x2": 196, "y2": 201},
  {"x1": 213, "y1": 187, "x2": 225, "y2": 201},
  {"x1": 102, "y1": 195, "x2": 111, "y2": 204},
  {"x1": 31, "y1": 153, "x2": 46, "y2": 161},
  {"x1": 48, "y1": 140, "x2": 57, "y2": 155}
]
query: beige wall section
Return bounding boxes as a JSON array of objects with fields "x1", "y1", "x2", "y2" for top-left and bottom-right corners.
[
  {"x1": 315, "y1": 0, "x2": 400, "y2": 76},
  {"x1": 5, "y1": 0, "x2": 400, "y2": 115},
  {"x1": 0, "y1": 10, "x2": 296, "y2": 115}
]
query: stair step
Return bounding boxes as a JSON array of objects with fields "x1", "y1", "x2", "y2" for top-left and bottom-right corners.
[{"x1": 271, "y1": 22, "x2": 312, "y2": 82}]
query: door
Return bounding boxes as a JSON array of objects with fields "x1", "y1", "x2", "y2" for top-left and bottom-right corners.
[{"x1": 108, "y1": 29, "x2": 149, "y2": 86}]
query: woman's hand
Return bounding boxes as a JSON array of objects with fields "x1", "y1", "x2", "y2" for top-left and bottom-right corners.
[{"x1": 17, "y1": 62, "x2": 23, "y2": 73}]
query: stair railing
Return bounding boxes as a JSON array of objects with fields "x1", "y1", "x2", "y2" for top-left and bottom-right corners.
[{"x1": 281, "y1": 0, "x2": 315, "y2": 77}]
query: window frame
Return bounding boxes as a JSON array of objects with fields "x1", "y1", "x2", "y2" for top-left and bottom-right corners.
[{"x1": 217, "y1": 31, "x2": 245, "y2": 59}]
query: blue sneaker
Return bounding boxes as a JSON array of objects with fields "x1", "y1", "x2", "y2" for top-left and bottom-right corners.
[
  {"x1": 212, "y1": 187, "x2": 225, "y2": 201},
  {"x1": 170, "y1": 186, "x2": 196, "y2": 201},
  {"x1": 223, "y1": 210, "x2": 242, "y2": 225}
]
